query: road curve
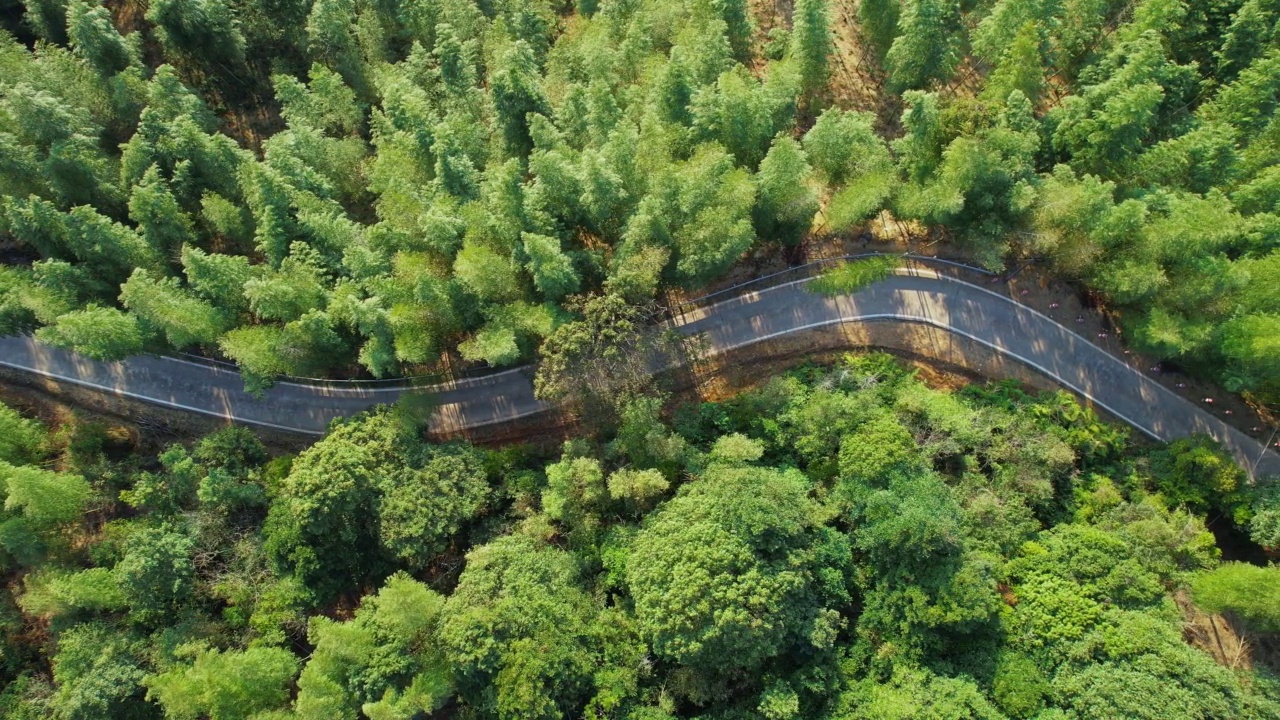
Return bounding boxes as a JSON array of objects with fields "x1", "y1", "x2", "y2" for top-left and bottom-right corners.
[{"x1": 2, "y1": 268, "x2": 1277, "y2": 478}]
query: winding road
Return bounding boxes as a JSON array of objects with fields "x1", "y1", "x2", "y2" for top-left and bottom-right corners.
[{"x1": 2, "y1": 268, "x2": 1277, "y2": 478}]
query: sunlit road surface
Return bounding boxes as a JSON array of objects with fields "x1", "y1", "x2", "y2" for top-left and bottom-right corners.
[{"x1": 3, "y1": 269, "x2": 1276, "y2": 479}]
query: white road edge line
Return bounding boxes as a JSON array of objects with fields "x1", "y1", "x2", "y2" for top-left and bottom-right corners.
[
  {"x1": 1, "y1": 268, "x2": 1273, "y2": 477},
  {"x1": 0, "y1": 358, "x2": 326, "y2": 435}
]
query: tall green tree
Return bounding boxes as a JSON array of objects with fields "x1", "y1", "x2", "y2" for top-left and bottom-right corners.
[
  {"x1": 981, "y1": 21, "x2": 1046, "y2": 104},
  {"x1": 273, "y1": 63, "x2": 365, "y2": 136},
  {"x1": 631, "y1": 144, "x2": 757, "y2": 286},
  {"x1": 1049, "y1": 31, "x2": 1198, "y2": 178},
  {"x1": 144, "y1": 646, "x2": 299, "y2": 720},
  {"x1": 66, "y1": 1, "x2": 135, "y2": 76},
  {"x1": 691, "y1": 66, "x2": 795, "y2": 170},
  {"x1": 627, "y1": 461, "x2": 850, "y2": 677},
  {"x1": 375, "y1": 444, "x2": 490, "y2": 570},
  {"x1": 62, "y1": 206, "x2": 160, "y2": 283},
  {"x1": 490, "y1": 39, "x2": 551, "y2": 156},
  {"x1": 753, "y1": 134, "x2": 818, "y2": 246},
  {"x1": 47, "y1": 623, "x2": 154, "y2": 720},
  {"x1": 35, "y1": 305, "x2": 147, "y2": 360},
  {"x1": 262, "y1": 413, "x2": 387, "y2": 601},
  {"x1": 119, "y1": 268, "x2": 228, "y2": 349},
  {"x1": 847, "y1": 467, "x2": 997, "y2": 659},
  {"x1": 181, "y1": 246, "x2": 252, "y2": 314},
  {"x1": 803, "y1": 107, "x2": 895, "y2": 186},
  {"x1": 295, "y1": 572, "x2": 452, "y2": 719},
  {"x1": 535, "y1": 293, "x2": 670, "y2": 420},
  {"x1": 706, "y1": 0, "x2": 753, "y2": 60},
  {"x1": 788, "y1": 0, "x2": 833, "y2": 100},
  {"x1": 970, "y1": 0, "x2": 1058, "y2": 64},
  {"x1": 895, "y1": 93, "x2": 1039, "y2": 266},
  {"x1": 21, "y1": 0, "x2": 69, "y2": 44},
  {"x1": 128, "y1": 166, "x2": 196, "y2": 254},
  {"x1": 885, "y1": 0, "x2": 961, "y2": 91},
  {"x1": 146, "y1": 0, "x2": 247, "y2": 69},
  {"x1": 0, "y1": 403, "x2": 45, "y2": 466},
  {"x1": 521, "y1": 232, "x2": 580, "y2": 300},
  {"x1": 114, "y1": 526, "x2": 196, "y2": 625},
  {"x1": 440, "y1": 534, "x2": 601, "y2": 720},
  {"x1": 0, "y1": 462, "x2": 90, "y2": 564},
  {"x1": 1214, "y1": 0, "x2": 1280, "y2": 80}
]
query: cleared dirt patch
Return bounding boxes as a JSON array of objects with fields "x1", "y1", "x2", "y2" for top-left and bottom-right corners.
[{"x1": 1177, "y1": 590, "x2": 1265, "y2": 674}]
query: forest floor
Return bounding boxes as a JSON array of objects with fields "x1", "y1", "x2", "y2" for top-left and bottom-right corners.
[
  {"x1": 826, "y1": 0, "x2": 904, "y2": 131},
  {"x1": 750, "y1": 0, "x2": 901, "y2": 130}
]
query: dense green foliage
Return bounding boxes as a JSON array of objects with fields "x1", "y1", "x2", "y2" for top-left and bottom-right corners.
[
  {"x1": 2, "y1": 0, "x2": 1278, "y2": 405},
  {"x1": 1, "y1": 354, "x2": 1278, "y2": 718},
  {"x1": 0, "y1": 0, "x2": 841, "y2": 390}
]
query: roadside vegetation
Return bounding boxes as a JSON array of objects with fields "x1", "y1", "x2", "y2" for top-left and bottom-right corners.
[{"x1": 810, "y1": 255, "x2": 901, "y2": 296}]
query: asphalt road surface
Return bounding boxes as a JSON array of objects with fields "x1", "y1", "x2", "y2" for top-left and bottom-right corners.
[{"x1": 2, "y1": 269, "x2": 1277, "y2": 478}]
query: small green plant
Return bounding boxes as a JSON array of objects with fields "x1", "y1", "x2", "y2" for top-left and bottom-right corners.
[{"x1": 809, "y1": 256, "x2": 902, "y2": 296}]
